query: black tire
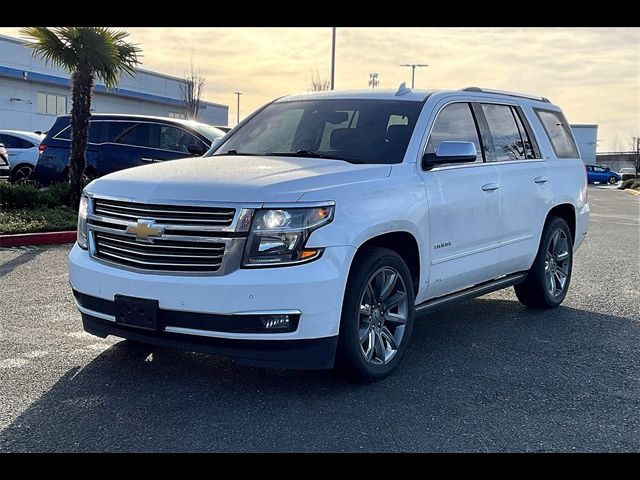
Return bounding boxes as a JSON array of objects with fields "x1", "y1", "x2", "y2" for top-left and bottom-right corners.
[
  {"x1": 514, "y1": 216, "x2": 573, "y2": 309},
  {"x1": 10, "y1": 164, "x2": 34, "y2": 184},
  {"x1": 608, "y1": 176, "x2": 617, "y2": 184},
  {"x1": 336, "y1": 247, "x2": 415, "y2": 381}
]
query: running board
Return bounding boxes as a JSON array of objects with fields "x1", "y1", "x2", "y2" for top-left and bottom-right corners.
[{"x1": 415, "y1": 272, "x2": 528, "y2": 316}]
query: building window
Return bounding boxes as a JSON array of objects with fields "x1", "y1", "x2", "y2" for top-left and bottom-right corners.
[
  {"x1": 168, "y1": 111, "x2": 186, "y2": 119},
  {"x1": 37, "y1": 92, "x2": 67, "y2": 116}
]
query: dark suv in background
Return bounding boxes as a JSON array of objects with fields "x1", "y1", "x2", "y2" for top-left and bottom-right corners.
[{"x1": 33, "y1": 114, "x2": 226, "y2": 186}]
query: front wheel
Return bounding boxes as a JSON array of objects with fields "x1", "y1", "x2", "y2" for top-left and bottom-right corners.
[
  {"x1": 608, "y1": 176, "x2": 618, "y2": 184},
  {"x1": 515, "y1": 216, "x2": 573, "y2": 308},
  {"x1": 336, "y1": 247, "x2": 415, "y2": 381}
]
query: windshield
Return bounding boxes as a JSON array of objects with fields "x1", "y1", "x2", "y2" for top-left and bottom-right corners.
[
  {"x1": 211, "y1": 99, "x2": 423, "y2": 164},
  {"x1": 194, "y1": 124, "x2": 226, "y2": 142}
]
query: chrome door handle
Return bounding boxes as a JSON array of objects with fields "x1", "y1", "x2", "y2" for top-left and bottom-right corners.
[
  {"x1": 140, "y1": 157, "x2": 154, "y2": 163},
  {"x1": 534, "y1": 176, "x2": 549, "y2": 184},
  {"x1": 482, "y1": 183, "x2": 500, "y2": 191}
]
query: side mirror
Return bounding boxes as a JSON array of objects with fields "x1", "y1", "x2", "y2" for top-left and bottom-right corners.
[
  {"x1": 422, "y1": 141, "x2": 478, "y2": 170},
  {"x1": 187, "y1": 144, "x2": 206, "y2": 156}
]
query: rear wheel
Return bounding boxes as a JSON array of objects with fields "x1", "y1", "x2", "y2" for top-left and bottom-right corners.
[
  {"x1": 336, "y1": 247, "x2": 415, "y2": 381},
  {"x1": 11, "y1": 164, "x2": 34, "y2": 184},
  {"x1": 515, "y1": 216, "x2": 573, "y2": 308}
]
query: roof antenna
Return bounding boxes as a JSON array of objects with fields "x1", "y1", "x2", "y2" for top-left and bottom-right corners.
[{"x1": 395, "y1": 82, "x2": 411, "y2": 96}]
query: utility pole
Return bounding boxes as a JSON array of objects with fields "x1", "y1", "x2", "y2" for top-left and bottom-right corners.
[
  {"x1": 368, "y1": 72, "x2": 379, "y2": 89},
  {"x1": 234, "y1": 91, "x2": 243, "y2": 125},
  {"x1": 400, "y1": 63, "x2": 428, "y2": 89},
  {"x1": 330, "y1": 27, "x2": 336, "y2": 90}
]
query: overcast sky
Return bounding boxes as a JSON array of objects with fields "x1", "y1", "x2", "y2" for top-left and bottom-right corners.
[{"x1": 2, "y1": 27, "x2": 638, "y2": 151}]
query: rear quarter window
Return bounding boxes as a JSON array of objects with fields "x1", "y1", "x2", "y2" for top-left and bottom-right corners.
[{"x1": 534, "y1": 109, "x2": 579, "y2": 159}]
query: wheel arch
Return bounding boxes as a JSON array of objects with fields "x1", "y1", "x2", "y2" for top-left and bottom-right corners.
[
  {"x1": 546, "y1": 203, "x2": 576, "y2": 245},
  {"x1": 353, "y1": 231, "x2": 421, "y2": 296}
]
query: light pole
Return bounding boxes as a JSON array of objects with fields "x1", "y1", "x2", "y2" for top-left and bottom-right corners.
[
  {"x1": 330, "y1": 27, "x2": 336, "y2": 90},
  {"x1": 400, "y1": 63, "x2": 428, "y2": 89},
  {"x1": 368, "y1": 72, "x2": 379, "y2": 89},
  {"x1": 234, "y1": 91, "x2": 243, "y2": 125}
]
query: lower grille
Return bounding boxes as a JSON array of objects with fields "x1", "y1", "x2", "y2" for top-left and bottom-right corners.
[{"x1": 93, "y1": 231, "x2": 226, "y2": 273}]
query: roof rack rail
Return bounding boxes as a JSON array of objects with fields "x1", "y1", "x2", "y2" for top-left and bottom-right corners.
[{"x1": 461, "y1": 87, "x2": 551, "y2": 103}]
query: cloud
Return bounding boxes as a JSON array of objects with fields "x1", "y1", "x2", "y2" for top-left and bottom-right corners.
[{"x1": 1, "y1": 27, "x2": 637, "y2": 150}]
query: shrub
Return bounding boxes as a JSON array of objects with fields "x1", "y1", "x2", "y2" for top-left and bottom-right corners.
[
  {"x1": 0, "y1": 182, "x2": 72, "y2": 210},
  {"x1": 619, "y1": 179, "x2": 640, "y2": 191},
  {"x1": 0, "y1": 206, "x2": 77, "y2": 234}
]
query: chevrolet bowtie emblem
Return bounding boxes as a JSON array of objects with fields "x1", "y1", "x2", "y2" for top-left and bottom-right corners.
[{"x1": 126, "y1": 220, "x2": 165, "y2": 242}]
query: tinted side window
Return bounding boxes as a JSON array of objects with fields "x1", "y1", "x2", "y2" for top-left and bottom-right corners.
[
  {"x1": 106, "y1": 122, "x2": 152, "y2": 148},
  {"x1": 511, "y1": 108, "x2": 538, "y2": 159},
  {"x1": 54, "y1": 121, "x2": 103, "y2": 143},
  {"x1": 159, "y1": 125, "x2": 205, "y2": 153},
  {"x1": 535, "y1": 109, "x2": 579, "y2": 159},
  {"x1": 426, "y1": 103, "x2": 483, "y2": 163},
  {"x1": 481, "y1": 104, "x2": 527, "y2": 161},
  {"x1": 0, "y1": 135, "x2": 34, "y2": 149}
]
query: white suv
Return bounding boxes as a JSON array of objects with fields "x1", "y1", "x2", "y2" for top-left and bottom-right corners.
[{"x1": 69, "y1": 86, "x2": 589, "y2": 380}]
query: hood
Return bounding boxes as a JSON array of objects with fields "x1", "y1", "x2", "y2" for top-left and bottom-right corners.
[{"x1": 86, "y1": 155, "x2": 391, "y2": 204}]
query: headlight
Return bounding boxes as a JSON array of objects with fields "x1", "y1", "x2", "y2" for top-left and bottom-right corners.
[
  {"x1": 243, "y1": 206, "x2": 334, "y2": 267},
  {"x1": 77, "y1": 194, "x2": 89, "y2": 250}
]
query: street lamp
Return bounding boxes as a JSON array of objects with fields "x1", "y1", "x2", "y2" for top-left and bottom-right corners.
[
  {"x1": 234, "y1": 91, "x2": 243, "y2": 125},
  {"x1": 330, "y1": 27, "x2": 336, "y2": 90},
  {"x1": 399, "y1": 63, "x2": 428, "y2": 89},
  {"x1": 368, "y1": 72, "x2": 379, "y2": 89}
]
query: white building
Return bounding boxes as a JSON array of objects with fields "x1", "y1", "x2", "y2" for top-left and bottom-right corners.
[
  {"x1": 0, "y1": 34, "x2": 228, "y2": 133},
  {"x1": 570, "y1": 124, "x2": 598, "y2": 164}
]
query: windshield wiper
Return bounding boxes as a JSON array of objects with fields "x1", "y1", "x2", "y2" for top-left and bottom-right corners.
[
  {"x1": 215, "y1": 149, "x2": 260, "y2": 156},
  {"x1": 264, "y1": 150, "x2": 362, "y2": 163}
]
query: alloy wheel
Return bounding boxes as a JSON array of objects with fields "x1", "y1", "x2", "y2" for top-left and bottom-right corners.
[
  {"x1": 358, "y1": 267, "x2": 409, "y2": 365},
  {"x1": 545, "y1": 229, "x2": 570, "y2": 297}
]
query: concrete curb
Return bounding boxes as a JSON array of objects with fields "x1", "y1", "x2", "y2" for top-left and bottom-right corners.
[
  {"x1": 0, "y1": 230, "x2": 76, "y2": 247},
  {"x1": 624, "y1": 189, "x2": 640, "y2": 196}
]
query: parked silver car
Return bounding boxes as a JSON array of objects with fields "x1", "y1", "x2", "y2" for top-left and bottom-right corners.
[{"x1": 0, "y1": 130, "x2": 45, "y2": 183}]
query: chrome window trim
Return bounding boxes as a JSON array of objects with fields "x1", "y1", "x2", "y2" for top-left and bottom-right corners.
[{"x1": 53, "y1": 119, "x2": 212, "y2": 150}]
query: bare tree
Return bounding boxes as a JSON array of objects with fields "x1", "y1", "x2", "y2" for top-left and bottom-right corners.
[
  {"x1": 309, "y1": 70, "x2": 330, "y2": 92},
  {"x1": 633, "y1": 136, "x2": 640, "y2": 177},
  {"x1": 180, "y1": 51, "x2": 205, "y2": 120}
]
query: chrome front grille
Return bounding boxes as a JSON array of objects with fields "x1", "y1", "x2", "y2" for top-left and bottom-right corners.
[
  {"x1": 88, "y1": 197, "x2": 244, "y2": 274},
  {"x1": 93, "y1": 198, "x2": 235, "y2": 227}
]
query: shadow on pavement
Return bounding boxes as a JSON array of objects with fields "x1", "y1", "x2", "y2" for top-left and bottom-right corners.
[
  {"x1": 1, "y1": 298, "x2": 638, "y2": 452},
  {"x1": 0, "y1": 248, "x2": 43, "y2": 278}
]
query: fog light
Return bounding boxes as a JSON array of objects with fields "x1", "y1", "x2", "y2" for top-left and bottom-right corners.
[{"x1": 260, "y1": 314, "x2": 290, "y2": 329}]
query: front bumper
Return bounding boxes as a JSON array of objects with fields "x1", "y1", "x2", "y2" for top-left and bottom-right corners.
[
  {"x1": 69, "y1": 243, "x2": 356, "y2": 365},
  {"x1": 0, "y1": 165, "x2": 9, "y2": 181},
  {"x1": 82, "y1": 313, "x2": 338, "y2": 369}
]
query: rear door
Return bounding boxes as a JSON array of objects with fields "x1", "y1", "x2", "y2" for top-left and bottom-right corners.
[
  {"x1": 477, "y1": 103, "x2": 550, "y2": 274},
  {"x1": 98, "y1": 121, "x2": 155, "y2": 176},
  {"x1": 0, "y1": 133, "x2": 35, "y2": 166},
  {"x1": 420, "y1": 101, "x2": 502, "y2": 299},
  {"x1": 153, "y1": 123, "x2": 209, "y2": 162}
]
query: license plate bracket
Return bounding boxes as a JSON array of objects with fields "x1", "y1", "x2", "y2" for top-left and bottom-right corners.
[{"x1": 114, "y1": 295, "x2": 159, "y2": 330}]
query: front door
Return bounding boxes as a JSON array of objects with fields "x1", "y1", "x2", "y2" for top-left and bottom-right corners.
[{"x1": 420, "y1": 102, "x2": 502, "y2": 299}]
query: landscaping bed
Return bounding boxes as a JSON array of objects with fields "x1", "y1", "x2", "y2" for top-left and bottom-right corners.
[{"x1": 0, "y1": 182, "x2": 77, "y2": 236}]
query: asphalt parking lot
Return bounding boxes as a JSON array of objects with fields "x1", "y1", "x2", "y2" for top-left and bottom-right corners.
[{"x1": 0, "y1": 187, "x2": 638, "y2": 452}]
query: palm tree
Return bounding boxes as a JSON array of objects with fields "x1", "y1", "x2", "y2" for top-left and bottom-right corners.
[{"x1": 21, "y1": 27, "x2": 141, "y2": 208}]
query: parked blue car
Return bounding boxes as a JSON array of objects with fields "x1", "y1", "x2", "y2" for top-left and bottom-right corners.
[
  {"x1": 33, "y1": 114, "x2": 225, "y2": 186},
  {"x1": 585, "y1": 164, "x2": 621, "y2": 184}
]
